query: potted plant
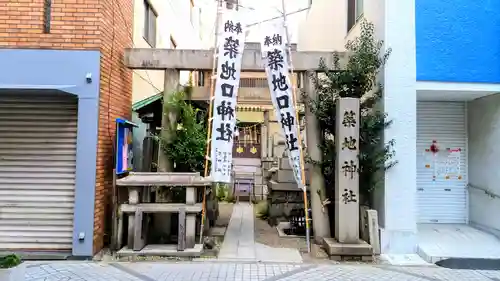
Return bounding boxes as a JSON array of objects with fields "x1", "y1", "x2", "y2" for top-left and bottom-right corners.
[{"x1": 0, "y1": 254, "x2": 24, "y2": 281}]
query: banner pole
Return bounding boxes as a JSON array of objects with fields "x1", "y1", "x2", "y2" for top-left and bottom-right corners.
[
  {"x1": 280, "y1": 0, "x2": 311, "y2": 254},
  {"x1": 199, "y1": 0, "x2": 223, "y2": 244}
]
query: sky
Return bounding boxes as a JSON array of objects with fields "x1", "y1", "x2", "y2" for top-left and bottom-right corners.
[
  {"x1": 240, "y1": 0, "x2": 309, "y2": 43},
  {"x1": 198, "y1": 0, "x2": 310, "y2": 47}
]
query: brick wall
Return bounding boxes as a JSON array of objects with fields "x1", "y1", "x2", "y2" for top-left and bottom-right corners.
[
  {"x1": 0, "y1": 0, "x2": 100, "y2": 49},
  {"x1": 94, "y1": 0, "x2": 133, "y2": 254},
  {"x1": 0, "y1": 0, "x2": 133, "y2": 254}
]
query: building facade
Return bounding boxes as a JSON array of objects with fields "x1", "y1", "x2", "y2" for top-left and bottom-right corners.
[
  {"x1": 0, "y1": 0, "x2": 132, "y2": 257},
  {"x1": 132, "y1": 42, "x2": 301, "y2": 197},
  {"x1": 300, "y1": 0, "x2": 500, "y2": 257},
  {"x1": 132, "y1": 0, "x2": 307, "y2": 197},
  {"x1": 132, "y1": 0, "x2": 205, "y2": 103},
  {"x1": 130, "y1": 0, "x2": 207, "y2": 176}
]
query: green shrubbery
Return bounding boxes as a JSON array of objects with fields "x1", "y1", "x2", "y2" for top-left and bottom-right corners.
[
  {"x1": 308, "y1": 20, "x2": 397, "y2": 206},
  {"x1": 0, "y1": 254, "x2": 21, "y2": 269},
  {"x1": 158, "y1": 90, "x2": 207, "y2": 173}
]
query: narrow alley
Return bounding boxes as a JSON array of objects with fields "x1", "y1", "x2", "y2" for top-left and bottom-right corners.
[{"x1": 217, "y1": 203, "x2": 302, "y2": 263}]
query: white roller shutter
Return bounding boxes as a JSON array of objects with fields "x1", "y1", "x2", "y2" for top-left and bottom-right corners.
[
  {"x1": 417, "y1": 101, "x2": 468, "y2": 224},
  {"x1": 0, "y1": 93, "x2": 77, "y2": 251}
]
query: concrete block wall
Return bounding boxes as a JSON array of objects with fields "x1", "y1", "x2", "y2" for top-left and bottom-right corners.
[
  {"x1": 0, "y1": 0, "x2": 133, "y2": 255},
  {"x1": 468, "y1": 94, "x2": 500, "y2": 235}
]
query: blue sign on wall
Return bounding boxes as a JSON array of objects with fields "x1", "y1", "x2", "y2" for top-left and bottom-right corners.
[{"x1": 115, "y1": 118, "x2": 138, "y2": 175}]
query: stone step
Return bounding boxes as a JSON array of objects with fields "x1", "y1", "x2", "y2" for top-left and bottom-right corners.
[
  {"x1": 232, "y1": 184, "x2": 267, "y2": 201},
  {"x1": 233, "y1": 165, "x2": 262, "y2": 175},
  {"x1": 322, "y1": 238, "x2": 373, "y2": 261},
  {"x1": 233, "y1": 158, "x2": 261, "y2": 167},
  {"x1": 271, "y1": 169, "x2": 310, "y2": 184},
  {"x1": 234, "y1": 175, "x2": 263, "y2": 185},
  {"x1": 120, "y1": 203, "x2": 203, "y2": 213},
  {"x1": 267, "y1": 180, "x2": 301, "y2": 192}
]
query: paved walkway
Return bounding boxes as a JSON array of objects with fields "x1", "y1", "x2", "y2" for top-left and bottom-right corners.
[
  {"x1": 217, "y1": 202, "x2": 302, "y2": 263},
  {"x1": 25, "y1": 261, "x2": 500, "y2": 281},
  {"x1": 418, "y1": 224, "x2": 500, "y2": 263}
]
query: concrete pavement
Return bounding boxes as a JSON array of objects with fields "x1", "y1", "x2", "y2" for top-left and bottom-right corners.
[
  {"x1": 25, "y1": 261, "x2": 500, "y2": 280},
  {"x1": 25, "y1": 203, "x2": 500, "y2": 280},
  {"x1": 217, "y1": 202, "x2": 302, "y2": 263}
]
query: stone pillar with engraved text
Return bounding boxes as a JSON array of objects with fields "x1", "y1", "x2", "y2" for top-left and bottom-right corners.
[{"x1": 335, "y1": 98, "x2": 360, "y2": 243}]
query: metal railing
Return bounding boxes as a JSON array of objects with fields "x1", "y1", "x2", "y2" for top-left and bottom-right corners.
[{"x1": 467, "y1": 183, "x2": 500, "y2": 200}]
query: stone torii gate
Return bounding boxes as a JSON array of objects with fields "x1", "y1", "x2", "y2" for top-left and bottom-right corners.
[{"x1": 123, "y1": 46, "x2": 346, "y2": 247}]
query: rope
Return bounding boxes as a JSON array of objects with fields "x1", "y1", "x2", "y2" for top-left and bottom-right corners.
[{"x1": 236, "y1": 122, "x2": 262, "y2": 129}]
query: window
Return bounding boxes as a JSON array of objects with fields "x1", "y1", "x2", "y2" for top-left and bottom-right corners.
[
  {"x1": 143, "y1": 0, "x2": 157, "y2": 47},
  {"x1": 240, "y1": 78, "x2": 268, "y2": 88},
  {"x1": 197, "y1": 71, "x2": 205, "y2": 87},
  {"x1": 347, "y1": 0, "x2": 363, "y2": 32}
]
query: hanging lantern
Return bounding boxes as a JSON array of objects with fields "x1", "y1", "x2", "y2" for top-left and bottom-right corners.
[
  {"x1": 243, "y1": 127, "x2": 247, "y2": 146},
  {"x1": 234, "y1": 126, "x2": 239, "y2": 138},
  {"x1": 235, "y1": 125, "x2": 242, "y2": 153},
  {"x1": 250, "y1": 124, "x2": 258, "y2": 154},
  {"x1": 252, "y1": 125, "x2": 257, "y2": 145}
]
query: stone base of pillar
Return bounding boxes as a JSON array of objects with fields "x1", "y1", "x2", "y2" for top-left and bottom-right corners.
[{"x1": 322, "y1": 237, "x2": 373, "y2": 261}]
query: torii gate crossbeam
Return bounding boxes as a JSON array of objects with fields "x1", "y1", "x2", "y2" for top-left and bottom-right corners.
[{"x1": 124, "y1": 48, "x2": 347, "y2": 71}]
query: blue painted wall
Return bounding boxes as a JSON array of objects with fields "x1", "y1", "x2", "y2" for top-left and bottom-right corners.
[
  {"x1": 416, "y1": 0, "x2": 500, "y2": 83},
  {"x1": 0, "y1": 49, "x2": 100, "y2": 257}
]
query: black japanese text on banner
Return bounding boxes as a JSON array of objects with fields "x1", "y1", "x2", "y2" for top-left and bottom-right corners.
[
  {"x1": 260, "y1": 21, "x2": 304, "y2": 190},
  {"x1": 210, "y1": 10, "x2": 246, "y2": 183}
]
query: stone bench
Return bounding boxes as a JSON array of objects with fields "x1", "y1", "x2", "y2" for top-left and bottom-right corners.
[
  {"x1": 116, "y1": 172, "x2": 211, "y2": 186},
  {"x1": 120, "y1": 203, "x2": 203, "y2": 213},
  {"x1": 115, "y1": 172, "x2": 211, "y2": 253}
]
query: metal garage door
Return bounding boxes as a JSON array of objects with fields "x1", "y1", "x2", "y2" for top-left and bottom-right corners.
[
  {"x1": 0, "y1": 93, "x2": 77, "y2": 251},
  {"x1": 417, "y1": 101, "x2": 468, "y2": 224}
]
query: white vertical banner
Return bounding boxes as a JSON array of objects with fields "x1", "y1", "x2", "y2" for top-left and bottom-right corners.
[
  {"x1": 260, "y1": 20, "x2": 304, "y2": 190},
  {"x1": 210, "y1": 9, "x2": 246, "y2": 183}
]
